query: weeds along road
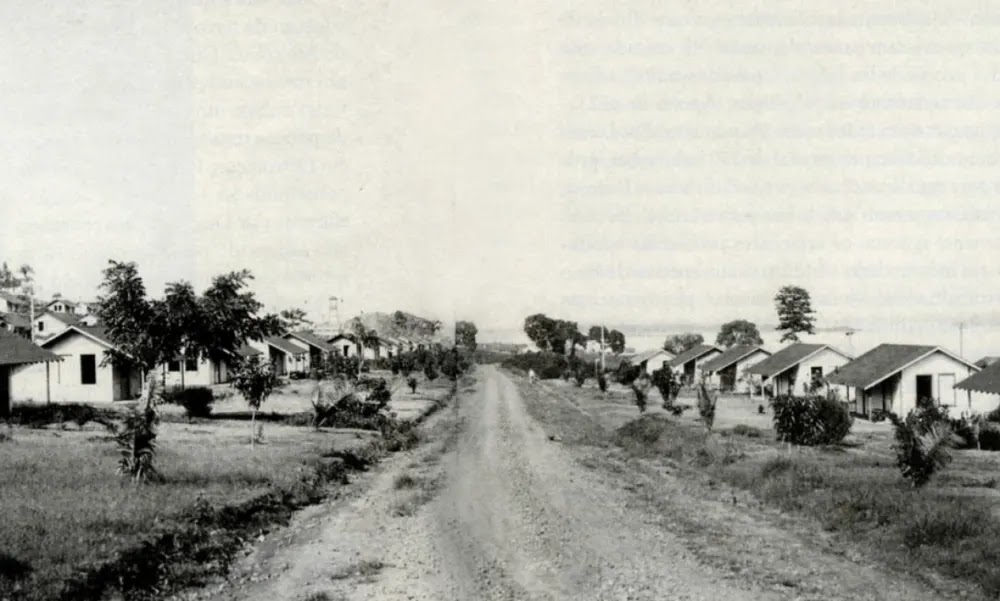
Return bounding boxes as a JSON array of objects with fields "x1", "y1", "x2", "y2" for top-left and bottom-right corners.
[{"x1": 195, "y1": 366, "x2": 952, "y2": 601}]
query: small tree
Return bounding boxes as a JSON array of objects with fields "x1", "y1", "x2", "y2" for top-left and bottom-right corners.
[
  {"x1": 424, "y1": 361, "x2": 439, "y2": 382},
  {"x1": 407, "y1": 376, "x2": 418, "y2": 393},
  {"x1": 696, "y1": 381, "x2": 718, "y2": 430},
  {"x1": 279, "y1": 307, "x2": 311, "y2": 332},
  {"x1": 886, "y1": 406, "x2": 960, "y2": 488},
  {"x1": 232, "y1": 356, "x2": 281, "y2": 448},
  {"x1": 775, "y1": 285, "x2": 817, "y2": 343},
  {"x1": 631, "y1": 373, "x2": 652, "y2": 413},
  {"x1": 653, "y1": 367, "x2": 684, "y2": 415},
  {"x1": 455, "y1": 320, "x2": 478, "y2": 352},
  {"x1": 606, "y1": 329, "x2": 626, "y2": 354}
]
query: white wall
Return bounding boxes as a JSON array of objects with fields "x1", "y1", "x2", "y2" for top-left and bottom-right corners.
[
  {"x1": 10, "y1": 333, "x2": 116, "y2": 403},
  {"x1": 34, "y1": 313, "x2": 73, "y2": 340},
  {"x1": 771, "y1": 347, "x2": 852, "y2": 398},
  {"x1": 641, "y1": 352, "x2": 671, "y2": 374},
  {"x1": 160, "y1": 356, "x2": 231, "y2": 388}
]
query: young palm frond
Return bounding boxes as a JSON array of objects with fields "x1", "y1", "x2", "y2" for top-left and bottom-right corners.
[
  {"x1": 888, "y1": 409, "x2": 960, "y2": 488},
  {"x1": 115, "y1": 403, "x2": 160, "y2": 483}
]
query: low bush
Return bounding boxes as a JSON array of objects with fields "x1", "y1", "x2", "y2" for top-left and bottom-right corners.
[
  {"x1": 770, "y1": 395, "x2": 852, "y2": 446},
  {"x1": 163, "y1": 387, "x2": 215, "y2": 418},
  {"x1": 886, "y1": 406, "x2": 961, "y2": 488},
  {"x1": 5, "y1": 403, "x2": 116, "y2": 429},
  {"x1": 614, "y1": 360, "x2": 642, "y2": 386},
  {"x1": 981, "y1": 423, "x2": 1000, "y2": 451},
  {"x1": 597, "y1": 374, "x2": 608, "y2": 393},
  {"x1": 731, "y1": 424, "x2": 762, "y2": 438}
]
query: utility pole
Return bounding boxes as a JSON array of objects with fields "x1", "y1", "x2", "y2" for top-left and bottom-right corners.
[
  {"x1": 600, "y1": 325, "x2": 606, "y2": 372},
  {"x1": 959, "y1": 322, "x2": 966, "y2": 356}
]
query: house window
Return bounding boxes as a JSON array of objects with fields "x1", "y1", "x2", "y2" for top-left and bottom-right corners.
[
  {"x1": 80, "y1": 354, "x2": 97, "y2": 385},
  {"x1": 343, "y1": 345, "x2": 350, "y2": 357},
  {"x1": 811, "y1": 366, "x2": 823, "y2": 379},
  {"x1": 167, "y1": 360, "x2": 181, "y2": 372},
  {"x1": 185, "y1": 356, "x2": 198, "y2": 372},
  {"x1": 37, "y1": 321, "x2": 44, "y2": 332}
]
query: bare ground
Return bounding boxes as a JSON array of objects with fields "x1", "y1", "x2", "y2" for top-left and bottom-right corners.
[{"x1": 183, "y1": 366, "x2": 970, "y2": 600}]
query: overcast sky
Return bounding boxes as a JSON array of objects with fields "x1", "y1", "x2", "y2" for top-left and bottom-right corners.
[{"x1": 2, "y1": 2, "x2": 1000, "y2": 340}]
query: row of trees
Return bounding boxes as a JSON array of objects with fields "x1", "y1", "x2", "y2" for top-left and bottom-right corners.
[
  {"x1": 523, "y1": 313, "x2": 626, "y2": 355},
  {"x1": 663, "y1": 285, "x2": 818, "y2": 353}
]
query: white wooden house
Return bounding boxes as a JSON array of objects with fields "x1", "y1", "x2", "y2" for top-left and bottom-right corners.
[
  {"x1": 10, "y1": 325, "x2": 141, "y2": 403},
  {"x1": 698, "y1": 345, "x2": 772, "y2": 393},
  {"x1": 668, "y1": 344, "x2": 723, "y2": 384},
  {"x1": 827, "y1": 344, "x2": 990, "y2": 417},
  {"x1": 747, "y1": 343, "x2": 853, "y2": 398}
]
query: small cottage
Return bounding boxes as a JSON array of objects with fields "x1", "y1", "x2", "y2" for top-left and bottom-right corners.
[
  {"x1": 10, "y1": 325, "x2": 141, "y2": 404},
  {"x1": 698, "y1": 345, "x2": 772, "y2": 393},
  {"x1": 827, "y1": 344, "x2": 986, "y2": 417},
  {"x1": 283, "y1": 331, "x2": 335, "y2": 366},
  {"x1": 747, "y1": 343, "x2": 853, "y2": 398},
  {"x1": 627, "y1": 348, "x2": 676, "y2": 375},
  {"x1": 249, "y1": 336, "x2": 309, "y2": 376},
  {"x1": 668, "y1": 344, "x2": 723, "y2": 384},
  {"x1": 34, "y1": 310, "x2": 80, "y2": 341}
]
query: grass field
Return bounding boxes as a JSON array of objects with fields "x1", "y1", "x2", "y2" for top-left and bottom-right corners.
[
  {"x1": 0, "y1": 371, "x2": 457, "y2": 600},
  {"x1": 522, "y1": 374, "x2": 1000, "y2": 598}
]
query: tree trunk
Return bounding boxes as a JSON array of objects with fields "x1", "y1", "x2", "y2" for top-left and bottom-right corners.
[{"x1": 251, "y1": 408, "x2": 256, "y2": 449}]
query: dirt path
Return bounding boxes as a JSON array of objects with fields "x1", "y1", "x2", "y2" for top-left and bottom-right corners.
[{"x1": 190, "y1": 367, "x2": 959, "y2": 600}]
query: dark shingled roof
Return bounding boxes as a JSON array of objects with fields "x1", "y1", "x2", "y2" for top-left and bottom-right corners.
[
  {"x1": 43, "y1": 310, "x2": 80, "y2": 325},
  {"x1": 265, "y1": 336, "x2": 307, "y2": 355},
  {"x1": 0, "y1": 330, "x2": 59, "y2": 365},
  {"x1": 668, "y1": 344, "x2": 721, "y2": 368},
  {"x1": 974, "y1": 356, "x2": 1000, "y2": 369},
  {"x1": 285, "y1": 331, "x2": 335, "y2": 353},
  {"x1": 957, "y1": 361, "x2": 1000, "y2": 395},
  {"x1": 748, "y1": 343, "x2": 832, "y2": 378},
  {"x1": 234, "y1": 344, "x2": 263, "y2": 358},
  {"x1": 826, "y1": 344, "x2": 951, "y2": 389},
  {"x1": 700, "y1": 345, "x2": 770, "y2": 373},
  {"x1": 0, "y1": 312, "x2": 30, "y2": 329},
  {"x1": 42, "y1": 325, "x2": 115, "y2": 349}
]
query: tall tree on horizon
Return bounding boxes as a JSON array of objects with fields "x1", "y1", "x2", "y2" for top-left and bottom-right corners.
[
  {"x1": 775, "y1": 285, "x2": 817, "y2": 343},
  {"x1": 664, "y1": 333, "x2": 704, "y2": 355},
  {"x1": 715, "y1": 319, "x2": 763, "y2": 348}
]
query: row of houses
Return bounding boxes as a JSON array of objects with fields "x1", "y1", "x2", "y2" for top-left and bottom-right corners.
[
  {"x1": 0, "y1": 316, "x2": 440, "y2": 408},
  {"x1": 622, "y1": 340, "x2": 1000, "y2": 418}
]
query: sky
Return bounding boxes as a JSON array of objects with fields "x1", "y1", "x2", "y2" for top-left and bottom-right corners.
[{"x1": 3, "y1": 2, "x2": 1000, "y2": 355}]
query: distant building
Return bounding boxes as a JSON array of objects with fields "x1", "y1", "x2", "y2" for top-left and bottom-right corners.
[
  {"x1": 0, "y1": 331, "x2": 59, "y2": 415},
  {"x1": 34, "y1": 311, "x2": 80, "y2": 342},
  {"x1": 625, "y1": 348, "x2": 675, "y2": 375},
  {"x1": 668, "y1": 344, "x2": 723, "y2": 384}
]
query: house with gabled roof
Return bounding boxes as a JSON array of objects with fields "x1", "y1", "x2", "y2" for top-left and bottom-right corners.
[
  {"x1": 974, "y1": 356, "x2": 1000, "y2": 369},
  {"x1": 283, "y1": 330, "x2": 335, "y2": 367},
  {"x1": 0, "y1": 331, "x2": 59, "y2": 415},
  {"x1": 626, "y1": 348, "x2": 675, "y2": 375},
  {"x1": 747, "y1": 343, "x2": 853, "y2": 398},
  {"x1": 0, "y1": 312, "x2": 31, "y2": 339},
  {"x1": 827, "y1": 343, "x2": 985, "y2": 417},
  {"x1": 10, "y1": 325, "x2": 141, "y2": 404},
  {"x1": 698, "y1": 345, "x2": 771, "y2": 393},
  {"x1": 34, "y1": 310, "x2": 80, "y2": 342},
  {"x1": 0, "y1": 291, "x2": 28, "y2": 315},
  {"x1": 249, "y1": 336, "x2": 309, "y2": 376},
  {"x1": 669, "y1": 344, "x2": 723, "y2": 384},
  {"x1": 328, "y1": 333, "x2": 359, "y2": 358},
  {"x1": 45, "y1": 298, "x2": 80, "y2": 315}
]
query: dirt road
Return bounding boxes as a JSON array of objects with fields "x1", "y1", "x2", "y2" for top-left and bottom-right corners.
[{"x1": 197, "y1": 367, "x2": 953, "y2": 600}]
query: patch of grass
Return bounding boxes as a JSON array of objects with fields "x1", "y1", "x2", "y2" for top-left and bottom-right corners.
[
  {"x1": 0, "y1": 423, "x2": 371, "y2": 601},
  {"x1": 393, "y1": 474, "x2": 419, "y2": 489},
  {"x1": 730, "y1": 424, "x2": 763, "y2": 438},
  {"x1": 329, "y1": 559, "x2": 386, "y2": 582},
  {"x1": 391, "y1": 476, "x2": 442, "y2": 517}
]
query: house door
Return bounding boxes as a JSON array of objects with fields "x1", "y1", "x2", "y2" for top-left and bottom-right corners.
[
  {"x1": 938, "y1": 374, "x2": 956, "y2": 407},
  {"x1": 0, "y1": 366, "x2": 10, "y2": 418},
  {"x1": 915, "y1": 374, "x2": 933, "y2": 405},
  {"x1": 118, "y1": 365, "x2": 131, "y2": 400},
  {"x1": 720, "y1": 366, "x2": 736, "y2": 391}
]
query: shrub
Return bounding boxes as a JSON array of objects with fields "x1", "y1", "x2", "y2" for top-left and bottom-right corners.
[
  {"x1": 288, "y1": 370, "x2": 308, "y2": 380},
  {"x1": 987, "y1": 406, "x2": 1000, "y2": 424},
  {"x1": 423, "y1": 362, "x2": 438, "y2": 381},
  {"x1": 6, "y1": 402, "x2": 115, "y2": 429},
  {"x1": 115, "y1": 403, "x2": 160, "y2": 483},
  {"x1": 615, "y1": 360, "x2": 642, "y2": 386},
  {"x1": 980, "y1": 423, "x2": 1000, "y2": 450},
  {"x1": 757, "y1": 404, "x2": 765, "y2": 415},
  {"x1": 573, "y1": 367, "x2": 587, "y2": 387},
  {"x1": 407, "y1": 377, "x2": 418, "y2": 393},
  {"x1": 631, "y1": 374, "x2": 652, "y2": 413},
  {"x1": 770, "y1": 394, "x2": 852, "y2": 446},
  {"x1": 164, "y1": 387, "x2": 214, "y2": 418},
  {"x1": 886, "y1": 406, "x2": 961, "y2": 487},
  {"x1": 597, "y1": 374, "x2": 608, "y2": 393}
]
